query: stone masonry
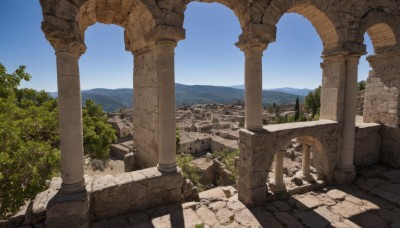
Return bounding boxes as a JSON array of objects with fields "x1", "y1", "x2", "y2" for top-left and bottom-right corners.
[{"x1": 37, "y1": 0, "x2": 400, "y2": 226}]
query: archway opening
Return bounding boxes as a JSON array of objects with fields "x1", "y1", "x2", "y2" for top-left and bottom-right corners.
[
  {"x1": 79, "y1": 22, "x2": 134, "y2": 175},
  {"x1": 268, "y1": 136, "x2": 328, "y2": 195},
  {"x1": 360, "y1": 22, "x2": 397, "y2": 124},
  {"x1": 263, "y1": 10, "x2": 326, "y2": 124},
  {"x1": 175, "y1": 2, "x2": 244, "y2": 191}
]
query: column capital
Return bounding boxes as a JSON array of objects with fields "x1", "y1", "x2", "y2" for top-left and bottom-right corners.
[
  {"x1": 146, "y1": 25, "x2": 185, "y2": 43},
  {"x1": 51, "y1": 40, "x2": 86, "y2": 57},
  {"x1": 236, "y1": 37, "x2": 268, "y2": 55},
  {"x1": 157, "y1": 40, "x2": 177, "y2": 54}
]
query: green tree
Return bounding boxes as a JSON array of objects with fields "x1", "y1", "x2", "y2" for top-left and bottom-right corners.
[
  {"x1": 0, "y1": 64, "x2": 60, "y2": 218},
  {"x1": 304, "y1": 87, "x2": 321, "y2": 119},
  {"x1": 82, "y1": 99, "x2": 117, "y2": 160},
  {"x1": 294, "y1": 97, "x2": 300, "y2": 121}
]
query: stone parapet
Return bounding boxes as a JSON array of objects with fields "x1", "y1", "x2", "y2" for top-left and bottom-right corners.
[{"x1": 91, "y1": 167, "x2": 183, "y2": 221}]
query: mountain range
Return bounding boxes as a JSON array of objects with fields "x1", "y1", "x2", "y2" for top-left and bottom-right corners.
[
  {"x1": 230, "y1": 84, "x2": 312, "y2": 96},
  {"x1": 49, "y1": 84, "x2": 306, "y2": 113}
]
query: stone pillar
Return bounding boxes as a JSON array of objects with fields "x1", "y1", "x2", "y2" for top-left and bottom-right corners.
[
  {"x1": 236, "y1": 41, "x2": 268, "y2": 130},
  {"x1": 157, "y1": 40, "x2": 178, "y2": 173},
  {"x1": 334, "y1": 55, "x2": 360, "y2": 184},
  {"x1": 56, "y1": 46, "x2": 86, "y2": 193},
  {"x1": 320, "y1": 55, "x2": 347, "y2": 121},
  {"x1": 271, "y1": 150, "x2": 286, "y2": 192},
  {"x1": 46, "y1": 42, "x2": 89, "y2": 228},
  {"x1": 296, "y1": 144, "x2": 313, "y2": 181}
]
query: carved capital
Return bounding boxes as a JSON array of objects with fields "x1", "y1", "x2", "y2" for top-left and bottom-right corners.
[
  {"x1": 145, "y1": 25, "x2": 185, "y2": 43},
  {"x1": 157, "y1": 40, "x2": 177, "y2": 54},
  {"x1": 51, "y1": 40, "x2": 86, "y2": 56},
  {"x1": 236, "y1": 23, "x2": 274, "y2": 54}
]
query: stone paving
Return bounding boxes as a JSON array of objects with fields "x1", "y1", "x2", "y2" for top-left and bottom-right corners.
[{"x1": 92, "y1": 166, "x2": 400, "y2": 228}]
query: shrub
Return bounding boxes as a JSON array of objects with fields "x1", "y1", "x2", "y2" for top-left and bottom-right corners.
[
  {"x1": 213, "y1": 150, "x2": 240, "y2": 181},
  {"x1": 176, "y1": 153, "x2": 203, "y2": 191}
]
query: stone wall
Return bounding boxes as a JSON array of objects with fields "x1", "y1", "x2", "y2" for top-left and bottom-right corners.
[
  {"x1": 237, "y1": 120, "x2": 341, "y2": 206},
  {"x1": 0, "y1": 168, "x2": 184, "y2": 227},
  {"x1": 354, "y1": 118, "x2": 381, "y2": 166},
  {"x1": 133, "y1": 50, "x2": 160, "y2": 168},
  {"x1": 91, "y1": 167, "x2": 183, "y2": 221}
]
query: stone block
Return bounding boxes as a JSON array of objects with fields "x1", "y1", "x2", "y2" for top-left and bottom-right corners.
[{"x1": 46, "y1": 191, "x2": 90, "y2": 228}]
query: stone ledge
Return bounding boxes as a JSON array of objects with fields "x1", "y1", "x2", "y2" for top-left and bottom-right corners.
[{"x1": 91, "y1": 167, "x2": 183, "y2": 221}]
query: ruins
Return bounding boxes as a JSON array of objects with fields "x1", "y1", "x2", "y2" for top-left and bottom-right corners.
[{"x1": 2, "y1": 0, "x2": 400, "y2": 227}]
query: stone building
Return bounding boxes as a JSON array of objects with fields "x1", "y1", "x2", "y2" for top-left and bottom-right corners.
[{"x1": 26, "y1": 0, "x2": 400, "y2": 226}]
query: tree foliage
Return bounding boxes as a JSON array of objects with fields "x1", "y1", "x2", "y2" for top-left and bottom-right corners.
[
  {"x1": 358, "y1": 80, "x2": 366, "y2": 91},
  {"x1": 176, "y1": 153, "x2": 203, "y2": 190},
  {"x1": 82, "y1": 99, "x2": 117, "y2": 160},
  {"x1": 0, "y1": 64, "x2": 117, "y2": 218},
  {"x1": 0, "y1": 64, "x2": 60, "y2": 218},
  {"x1": 294, "y1": 97, "x2": 300, "y2": 121},
  {"x1": 304, "y1": 86, "x2": 321, "y2": 119}
]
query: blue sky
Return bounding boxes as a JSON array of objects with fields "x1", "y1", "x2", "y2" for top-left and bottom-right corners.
[{"x1": 0, "y1": 1, "x2": 373, "y2": 92}]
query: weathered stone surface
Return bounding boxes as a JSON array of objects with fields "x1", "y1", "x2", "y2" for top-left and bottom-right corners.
[
  {"x1": 295, "y1": 194, "x2": 324, "y2": 210},
  {"x1": 274, "y1": 212, "x2": 304, "y2": 228},
  {"x1": 91, "y1": 167, "x2": 183, "y2": 221},
  {"x1": 330, "y1": 201, "x2": 362, "y2": 218},
  {"x1": 196, "y1": 206, "x2": 219, "y2": 226},
  {"x1": 327, "y1": 189, "x2": 347, "y2": 201},
  {"x1": 294, "y1": 210, "x2": 330, "y2": 228},
  {"x1": 234, "y1": 209, "x2": 261, "y2": 227},
  {"x1": 272, "y1": 201, "x2": 293, "y2": 212}
]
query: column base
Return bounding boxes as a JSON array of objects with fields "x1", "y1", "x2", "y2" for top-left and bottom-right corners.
[
  {"x1": 296, "y1": 171, "x2": 315, "y2": 182},
  {"x1": 334, "y1": 166, "x2": 356, "y2": 185},
  {"x1": 158, "y1": 162, "x2": 177, "y2": 173},
  {"x1": 269, "y1": 182, "x2": 286, "y2": 193},
  {"x1": 46, "y1": 190, "x2": 90, "y2": 228},
  {"x1": 61, "y1": 178, "x2": 86, "y2": 194}
]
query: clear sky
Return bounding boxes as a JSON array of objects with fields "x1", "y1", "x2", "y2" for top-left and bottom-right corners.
[{"x1": 0, "y1": 1, "x2": 373, "y2": 92}]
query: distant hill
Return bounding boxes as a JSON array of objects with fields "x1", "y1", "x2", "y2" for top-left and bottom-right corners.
[
  {"x1": 50, "y1": 84, "x2": 304, "y2": 112},
  {"x1": 230, "y1": 84, "x2": 312, "y2": 96},
  {"x1": 266, "y1": 87, "x2": 312, "y2": 96}
]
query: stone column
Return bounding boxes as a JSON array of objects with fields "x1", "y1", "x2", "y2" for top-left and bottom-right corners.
[
  {"x1": 56, "y1": 46, "x2": 86, "y2": 193},
  {"x1": 271, "y1": 150, "x2": 286, "y2": 192},
  {"x1": 334, "y1": 55, "x2": 360, "y2": 184},
  {"x1": 296, "y1": 144, "x2": 313, "y2": 181},
  {"x1": 339, "y1": 55, "x2": 360, "y2": 171},
  {"x1": 157, "y1": 40, "x2": 178, "y2": 173},
  {"x1": 236, "y1": 42, "x2": 267, "y2": 130}
]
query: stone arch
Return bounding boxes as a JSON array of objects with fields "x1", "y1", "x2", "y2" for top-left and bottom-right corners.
[
  {"x1": 262, "y1": 2, "x2": 340, "y2": 51},
  {"x1": 270, "y1": 133, "x2": 333, "y2": 182},
  {"x1": 41, "y1": 0, "x2": 158, "y2": 54},
  {"x1": 182, "y1": 0, "x2": 249, "y2": 29},
  {"x1": 357, "y1": 10, "x2": 398, "y2": 53},
  {"x1": 76, "y1": 0, "x2": 157, "y2": 53}
]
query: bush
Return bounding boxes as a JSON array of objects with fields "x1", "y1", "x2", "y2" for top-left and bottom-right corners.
[
  {"x1": 212, "y1": 150, "x2": 240, "y2": 181},
  {"x1": 176, "y1": 153, "x2": 203, "y2": 191}
]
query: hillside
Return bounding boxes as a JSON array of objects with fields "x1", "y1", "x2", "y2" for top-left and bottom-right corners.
[
  {"x1": 50, "y1": 84, "x2": 304, "y2": 112},
  {"x1": 230, "y1": 84, "x2": 312, "y2": 96}
]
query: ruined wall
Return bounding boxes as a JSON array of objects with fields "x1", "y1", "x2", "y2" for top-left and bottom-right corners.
[
  {"x1": 354, "y1": 120, "x2": 381, "y2": 166},
  {"x1": 133, "y1": 50, "x2": 160, "y2": 168},
  {"x1": 363, "y1": 54, "x2": 400, "y2": 167}
]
